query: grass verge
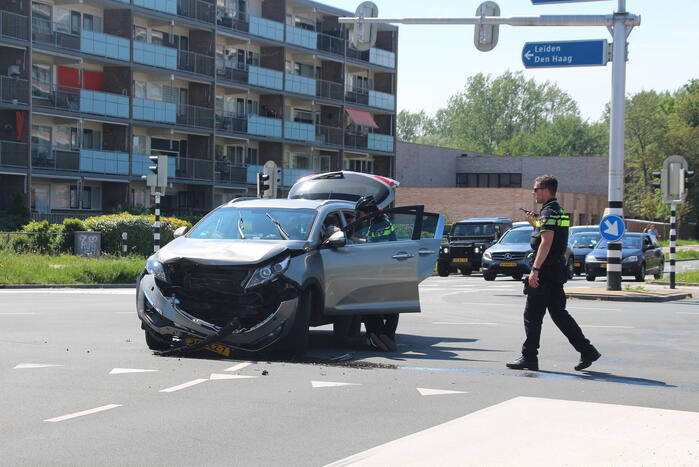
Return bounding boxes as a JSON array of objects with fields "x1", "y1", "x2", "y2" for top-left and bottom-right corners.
[
  {"x1": 657, "y1": 270, "x2": 699, "y2": 284},
  {"x1": 658, "y1": 239, "x2": 698, "y2": 247},
  {"x1": 665, "y1": 250, "x2": 699, "y2": 260},
  {"x1": 0, "y1": 252, "x2": 145, "y2": 284}
]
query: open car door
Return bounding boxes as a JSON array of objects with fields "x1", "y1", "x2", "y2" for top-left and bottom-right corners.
[
  {"x1": 417, "y1": 211, "x2": 446, "y2": 282},
  {"x1": 320, "y1": 206, "x2": 425, "y2": 316}
]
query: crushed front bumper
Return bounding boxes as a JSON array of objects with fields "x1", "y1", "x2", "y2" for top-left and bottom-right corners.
[{"x1": 137, "y1": 274, "x2": 298, "y2": 352}]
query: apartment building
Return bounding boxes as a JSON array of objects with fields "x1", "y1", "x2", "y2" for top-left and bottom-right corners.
[{"x1": 0, "y1": 0, "x2": 398, "y2": 220}]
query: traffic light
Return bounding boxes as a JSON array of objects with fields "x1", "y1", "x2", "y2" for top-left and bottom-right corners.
[
  {"x1": 349, "y1": 1, "x2": 378, "y2": 52},
  {"x1": 685, "y1": 169, "x2": 695, "y2": 189},
  {"x1": 257, "y1": 172, "x2": 270, "y2": 198},
  {"x1": 142, "y1": 155, "x2": 168, "y2": 189},
  {"x1": 474, "y1": 1, "x2": 500, "y2": 52},
  {"x1": 651, "y1": 171, "x2": 662, "y2": 189}
]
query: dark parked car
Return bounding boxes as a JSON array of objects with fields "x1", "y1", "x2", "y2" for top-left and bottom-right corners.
[
  {"x1": 584, "y1": 233, "x2": 664, "y2": 282},
  {"x1": 569, "y1": 232, "x2": 602, "y2": 275},
  {"x1": 481, "y1": 224, "x2": 575, "y2": 281},
  {"x1": 437, "y1": 217, "x2": 512, "y2": 276}
]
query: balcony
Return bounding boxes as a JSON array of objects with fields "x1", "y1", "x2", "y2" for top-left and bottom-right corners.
[
  {"x1": 132, "y1": 153, "x2": 176, "y2": 178},
  {"x1": 317, "y1": 32, "x2": 345, "y2": 56},
  {"x1": 1, "y1": 10, "x2": 29, "y2": 41},
  {"x1": 368, "y1": 133, "x2": 394, "y2": 152},
  {"x1": 215, "y1": 162, "x2": 247, "y2": 185},
  {"x1": 177, "y1": 0, "x2": 215, "y2": 23},
  {"x1": 315, "y1": 124, "x2": 343, "y2": 147},
  {"x1": 32, "y1": 19, "x2": 80, "y2": 51},
  {"x1": 0, "y1": 76, "x2": 29, "y2": 104},
  {"x1": 0, "y1": 141, "x2": 28, "y2": 168},
  {"x1": 133, "y1": 41, "x2": 177, "y2": 70},
  {"x1": 246, "y1": 165, "x2": 314, "y2": 187},
  {"x1": 345, "y1": 87, "x2": 368, "y2": 106},
  {"x1": 316, "y1": 79, "x2": 343, "y2": 101},
  {"x1": 79, "y1": 149, "x2": 129, "y2": 175},
  {"x1": 32, "y1": 143, "x2": 80, "y2": 171},
  {"x1": 248, "y1": 66, "x2": 283, "y2": 90},
  {"x1": 344, "y1": 131, "x2": 367, "y2": 150},
  {"x1": 134, "y1": 0, "x2": 177, "y2": 15},
  {"x1": 174, "y1": 156, "x2": 213, "y2": 181},
  {"x1": 216, "y1": 63, "x2": 249, "y2": 86},
  {"x1": 247, "y1": 115, "x2": 281, "y2": 138},
  {"x1": 285, "y1": 73, "x2": 315, "y2": 96},
  {"x1": 284, "y1": 121, "x2": 315, "y2": 142},
  {"x1": 177, "y1": 103, "x2": 214, "y2": 129},
  {"x1": 347, "y1": 47, "x2": 396, "y2": 69},
  {"x1": 215, "y1": 110, "x2": 247, "y2": 135},
  {"x1": 177, "y1": 49, "x2": 215, "y2": 77},
  {"x1": 133, "y1": 99, "x2": 213, "y2": 129},
  {"x1": 286, "y1": 26, "x2": 316, "y2": 50},
  {"x1": 216, "y1": 8, "x2": 249, "y2": 34},
  {"x1": 368, "y1": 90, "x2": 395, "y2": 111},
  {"x1": 32, "y1": 83, "x2": 130, "y2": 119},
  {"x1": 248, "y1": 16, "x2": 284, "y2": 42},
  {"x1": 81, "y1": 30, "x2": 130, "y2": 62}
]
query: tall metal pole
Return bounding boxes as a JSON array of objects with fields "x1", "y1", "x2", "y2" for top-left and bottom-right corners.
[
  {"x1": 605, "y1": 0, "x2": 628, "y2": 291},
  {"x1": 670, "y1": 202, "x2": 677, "y2": 289},
  {"x1": 154, "y1": 193, "x2": 161, "y2": 252}
]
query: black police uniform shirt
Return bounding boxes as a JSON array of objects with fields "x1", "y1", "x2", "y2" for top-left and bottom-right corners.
[{"x1": 530, "y1": 198, "x2": 571, "y2": 281}]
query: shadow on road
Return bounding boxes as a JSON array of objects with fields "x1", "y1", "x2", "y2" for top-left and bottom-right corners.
[{"x1": 523, "y1": 369, "x2": 677, "y2": 388}]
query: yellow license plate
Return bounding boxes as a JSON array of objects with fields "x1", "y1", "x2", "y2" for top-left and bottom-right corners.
[
  {"x1": 454, "y1": 258, "x2": 469, "y2": 263},
  {"x1": 500, "y1": 262, "x2": 517, "y2": 267},
  {"x1": 185, "y1": 338, "x2": 231, "y2": 357},
  {"x1": 602, "y1": 264, "x2": 607, "y2": 268},
  {"x1": 574, "y1": 263, "x2": 581, "y2": 267}
]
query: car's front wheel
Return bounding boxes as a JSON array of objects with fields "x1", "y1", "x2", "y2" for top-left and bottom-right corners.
[
  {"x1": 511, "y1": 274, "x2": 523, "y2": 281},
  {"x1": 654, "y1": 262, "x2": 664, "y2": 280},
  {"x1": 333, "y1": 316, "x2": 362, "y2": 343},
  {"x1": 437, "y1": 263, "x2": 450, "y2": 277},
  {"x1": 281, "y1": 289, "x2": 312, "y2": 354},
  {"x1": 586, "y1": 275, "x2": 596, "y2": 282},
  {"x1": 144, "y1": 327, "x2": 171, "y2": 351},
  {"x1": 635, "y1": 263, "x2": 646, "y2": 282},
  {"x1": 483, "y1": 271, "x2": 496, "y2": 281}
]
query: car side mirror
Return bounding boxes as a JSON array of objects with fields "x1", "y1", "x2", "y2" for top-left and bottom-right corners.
[
  {"x1": 325, "y1": 230, "x2": 347, "y2": 249},
  {"x1": 173, "y1": 226, "x2": 188, "y2": 238}
]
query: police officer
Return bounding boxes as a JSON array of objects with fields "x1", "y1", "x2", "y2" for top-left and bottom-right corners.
[
  {"x1": 354, "y1": 196, "x2": 399, "y2": 352},
  {"x1": 507, "y1": 174, "x2": 601, "y2": 371}
]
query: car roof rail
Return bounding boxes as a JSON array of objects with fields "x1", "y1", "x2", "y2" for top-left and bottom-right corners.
[
  {"x1": 229, "y1": 197, "x2": 259, "y2": 204},
  {"x1": 319, "y1": 199, "x2": 352, "y2": 206}
]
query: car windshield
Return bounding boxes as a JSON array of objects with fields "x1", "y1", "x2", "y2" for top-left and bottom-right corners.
[
  {"x1": 452, "y1": 223, "x2": 494, "y2": 237},
  {"x1": 187, "y1": 207, "x2": 316, "y2": 240},
  {"x1": 570, "y1": 233, "x2": 602, "y2": 248},
  {"x1": 499, "y1": 228, "x2": 532, "y2": 244},
  {"x1": 596, "y1": 237, "x2": 643, "y2": 250}
]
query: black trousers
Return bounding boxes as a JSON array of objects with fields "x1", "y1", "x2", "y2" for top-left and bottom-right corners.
[
  {"x1": 521, "y1": 282, "x2": 593, "y2": 358},
  {"x1": 364, "y1": 314, "x2": 399, "y2": 339}
]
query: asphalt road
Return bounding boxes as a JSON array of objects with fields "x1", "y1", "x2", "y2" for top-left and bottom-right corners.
[{"x1": 2, "y1": 275, "x2": 698, "y2": 466}]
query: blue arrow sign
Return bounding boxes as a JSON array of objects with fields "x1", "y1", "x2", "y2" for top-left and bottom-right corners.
[
  {"x1": 599, "y1": 215, "x2": 625, "y2": 242},
  {"x1": 522, "y1": 39, "x2": 608, "y2": 68},
  {"x1": 531, "y1": 0, "x2": 609, "y2": 4}
]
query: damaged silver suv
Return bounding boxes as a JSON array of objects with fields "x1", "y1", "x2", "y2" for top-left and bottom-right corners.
[{"x1": 137, "y1": 171, "x2": 444, "y2": 355}]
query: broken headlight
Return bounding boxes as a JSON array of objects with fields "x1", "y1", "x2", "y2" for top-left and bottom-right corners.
[
  {"x1": 245, "y1": 256, "x2": 290, "y2": 289},
  {"x1": 146, "y1": 256, "x2": 168, "y2": 283}
]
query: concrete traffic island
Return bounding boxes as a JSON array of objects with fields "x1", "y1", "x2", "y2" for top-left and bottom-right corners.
[{"x1": 566, "y1": 287, "x2": 693, "y2": 302}]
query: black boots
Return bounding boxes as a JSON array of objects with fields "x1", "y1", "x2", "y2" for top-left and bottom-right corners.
[
  {"x1": 575, "y1": 348, "x2": 602, "y2": 371},
  {"x1": 506, "y1": 356, "x2": 539, "y2": 371}
]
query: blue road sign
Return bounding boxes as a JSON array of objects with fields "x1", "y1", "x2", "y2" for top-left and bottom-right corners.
[
  {"x1": 599, "y1": 215, "x2": 625, "y2": 242},
  {"x1": 522, "y1": 40, "x2": 608, "y2": 68},
  {"x1": 531, "y1": 0, "x2": 609, "y2": 4}
]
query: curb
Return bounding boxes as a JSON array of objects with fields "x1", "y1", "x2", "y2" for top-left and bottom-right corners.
[
  {"x1": 0, "y1": 284, "x2": 136, "y2": 289},
  {"x1": 566, "y1": 291, "x2": 692, "y2": 303},
  {"x1": 649, "y1": 281, "x2": 699, "y2": 287}
]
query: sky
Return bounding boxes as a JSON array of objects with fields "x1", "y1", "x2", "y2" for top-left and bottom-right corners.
[{"x1": 323, "y1": 0, "x2": 699, "y2": 121}]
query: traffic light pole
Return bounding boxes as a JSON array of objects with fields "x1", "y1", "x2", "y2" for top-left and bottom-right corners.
[
  {"x1": 669, "y1": 202, "x2": 677, "y2": 289},
  {"x1": 154, "y1": 192, "x2": 161, "y2": 252}
]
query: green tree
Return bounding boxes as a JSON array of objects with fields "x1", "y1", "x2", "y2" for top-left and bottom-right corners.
[
  {"x1": 499, "y1": 115, "x2": 607, "y2": 156},
  {"x1": 396, "y1": 110, "x2": 433, "y2": 143}
]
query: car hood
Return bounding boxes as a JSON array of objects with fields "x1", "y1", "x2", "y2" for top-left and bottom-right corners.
[
  {"x1": 589, "y1": 248, "x2": 643, "y2": 259},
  {"x1": 571, "y1": 246, "x2": 595, "y2": 254},
  {"x1": 486, "y1": 243, "x2": 532, "y2": 254},
  {"x1": 155, "y1": 237, "x2": 309, "y2": 265}
]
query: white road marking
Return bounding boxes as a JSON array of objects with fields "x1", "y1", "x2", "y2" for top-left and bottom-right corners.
[
  {"x1": 0, "y1": 312, "x2": 36, "y2": 315},
  {"x1": 109, "y1": 368, "x2": 158, "y2": 375},
  {"x1": 311, "y1": 381, "x2": 360, "y2": 388},
  {"x1": 224, "y1": 362, "x2": 253, "y2": 372},
  {"x1": 14, "y1": 363, "x2": 63, "y2": 369},
  {"x1": 580, "y1": 325, "x2": 635, "y2": 329},
  {"x1": 210, "y1": 373, "x2": 257, "y2": 380},
  {"x1": 432, "y1": 322, "x2": 498, "y2": 326},
  {"x1": 159, "y1": 378, "x2": 208, "y2": 393},
  {"x1": 0, "y1": 289, "x2": 134, "y2": 295},
  {"x1": 676, "y1": 312, "x2": 699, "y2": 316},
  {"x1": 417, "y1": 388, "x2": 468, "y2": 396},
  {"x1": 44, "y1": 404, "x2": 122, "y2": 423},
  {"x1": 325, "y1": 397, "x2": 699, "y2": 466}
]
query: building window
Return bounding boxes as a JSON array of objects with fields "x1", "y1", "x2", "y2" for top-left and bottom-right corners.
[
  {"x1": 345, "y1": 158, "x2": 373, "y2": 174},
  {"x1": 456, "y1": 173, "x2": 522, "y2": 188}
]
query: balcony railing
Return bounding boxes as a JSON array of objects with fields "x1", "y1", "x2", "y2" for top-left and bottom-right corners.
[
  {"x1": 31, "y1": 18, "x2": 131, "y2": 61},
  {"x1": 347, "y1": 47, "x2": 397, "y2": 69},
  {"x1": 317, "y1": 32, "x2": 345, "y2": 56},
  {"x1": 216, "y1": 63, "x2": 249, "y2": 86},
  {"x1": 247, "y1": 114, "x2": 282, "y2": 138},
  {"x1": 32, "y1": 18, "x2": 80, "y2": 51},
  {"x1": 177, "y1": 49, "x2": 215, "y2": 77},
  {"x1": 369, "y1": 90, "x2": 396, "y2": 111},
  {"x1": 177, "y1": 0, "x2": 215, "y2": 23},
  {"x1": 215, "y1": 162, "x2": 247, "y2": 185},
  {"x1": 1, "y1": 10, "x2": 29, "y2": 41},
  {"x1": 133, "y1": 41, "x2": 177, "y2": 70},
  {"x1": 0, "y1": 141, "x2": 28, "y2": 168},
  {"x1": 344, "y1": 132, "x2": 368, "y2": 150},
  {"x1": 249, "y1": 66, "x2": 283, "y2": 90},
  {"x1": 345, "y1": 87, "x2": 369, "y2": 106},
  {"x1": 285, "y1": 73, "x2": 315, "y2": 96},
  {"x1": 345, "y1": 132, "x2": 394, "y2": 152},
  {"x1": 134, "y1": 0, "x2": 177, "y2": 15},
  {"x1": 0, "y1": 76, "x2": 29, "y2": 104},
  {"x1": 286, "y1": 25, "x2": 316, "y2": 50},
  {"x1": 284, "y1": 120, "x2": 315, "y2": 142},
  {"x1": 32, "y1": 82, "x2": 129, "y2": 118},
  {"x1": 315, "y1": 125, "x2": 343, "y2": 147},
  {"x1": 79, "y1": 149, "x2": 129, "y2": 175},
  {"x1": 316, "y1": 79, "x2": 343, "y2": 101},
  {"x1": 32, "y1": 143, "x2": 80, "y2": 171},
  {"x1": 249, "y1": 16, "x2": 284, "y2": 42},
  {"x1": 215, "y1": 110, "x2": 247, "y2": 134},
  {"x1": 216, "y1": 8, "x2": 249, "y2": 33},
  {"x1": 177, "y1": 103, "x2": 214, "y2": 129},
  {"x1": 174, "y1": 156, "x2": 213, "y2": 181}
]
